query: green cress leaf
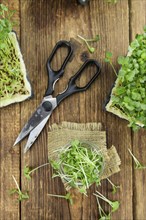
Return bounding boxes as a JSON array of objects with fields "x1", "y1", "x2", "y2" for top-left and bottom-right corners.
[
  {"x1": 109, "y1": 27, "x2": 146, "y2": 130},
  {"x1": 117, "y1": 56, "x2": 125, "y2": 65},
  {"x1": 23, "y1": 166, "x2": 31, "y2": 180},
  {"x1": 0, "y1": 4, "x2": 8, "y2": 11},
  {"x1": 111, "y1": 201, "x2": 120, "y2": 212},
  {"x1": 105, "y1": 51, "x2": 113, "y2": 60},
  {"x1": 19, "y1": 192, "x2": 29, "y2": 201},
  {"x1": 89, "y1": 47, "x2": 95, "y2": 53}
]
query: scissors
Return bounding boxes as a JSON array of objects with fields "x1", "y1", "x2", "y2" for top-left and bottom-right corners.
[{"x1": 14, "y1": 40, "x2": 101, "y2": 153}]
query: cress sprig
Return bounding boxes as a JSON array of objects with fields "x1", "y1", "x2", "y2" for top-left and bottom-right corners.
[
  {"x1": 48, "y1": 192, "x2": 73, "y2": 205},
  {"x1": 23, "y1": 163, "x2": 50, "y2": 180},
  {"x1": 128, "y1": 149, "x2": 146, "y2": 170},
  {"x1": 77, "y1": 34, "x2": 100, "y2": 53},
  {"x1": 10, "y1": 175, "x2": 29, "y2": 201},
  {"x1": 94, "y1": 191, "x2": 120, "y2": 219}
]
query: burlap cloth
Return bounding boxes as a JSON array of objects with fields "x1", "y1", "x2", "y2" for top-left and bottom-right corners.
[{"x1": 48, "y1": 122, "x2": 121, "y2": 181}]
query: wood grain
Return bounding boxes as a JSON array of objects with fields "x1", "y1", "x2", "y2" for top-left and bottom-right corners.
[
  {"x1": 0, "y1": 0, "x2": 146, "y2": 219},
  {"x1": 20, "y1": 0, "x2": 131, "y2": 219},
  {"x1": 99, "y1": 1, "x2": 133, "y2": 220},
  {"x1": 0, "y1": 1, "x2": 20, "y2": 220}
]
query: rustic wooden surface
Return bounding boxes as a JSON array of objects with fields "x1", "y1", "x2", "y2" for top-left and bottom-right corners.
[{"x1": 0, "y1": 0, "x2": 146, "y2": 220}]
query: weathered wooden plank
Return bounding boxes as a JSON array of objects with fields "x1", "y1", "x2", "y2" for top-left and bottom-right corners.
[
  {"x1": 130, "y1": 1, "x2": 146, "y2": 219},
  {"x1": 95, "y1": 1, "x2": 133, "y2": 220},
  {"x1": 20, "y1": 1, "x2": 71, "y2": 219},
  {"x1": 0, "y1": 0, "x2": 20, "y2": 220},
  {"x1": 20, "y1": 0, "x2": 132, "y2": 219}
]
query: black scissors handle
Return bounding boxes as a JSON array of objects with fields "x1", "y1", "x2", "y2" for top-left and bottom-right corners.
[
  {"x1": 56, "y1": 59, "x2": 101, "y2": 105},
  {"x1": 45, "y1": 40, "x2": 73, "y2": 96}
]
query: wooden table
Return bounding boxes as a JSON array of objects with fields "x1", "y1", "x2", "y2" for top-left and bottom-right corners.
[{"x1": 0, "y1": 0, "x2": 146, "y2": 219}]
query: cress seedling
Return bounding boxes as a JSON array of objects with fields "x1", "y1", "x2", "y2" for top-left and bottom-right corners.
[
  {"x1": 10, "y1": 175, "x2": 29, "y2": 201},
  {"x1": 24, "y1": 163, "x2": 50, "y2": 180},
  {"x1": 107, "y1": 178, "x2": 120, "y2": 194},
  {"x1": 128, "y1": 148, "x2": 146, "y2": 170},
  {"x1": 104, "y1": 52, "x2": 118, "y2": 76},
  {"x1": 94, "y1": 189, "x2": 120, "y2": 219},
  {"x1": 77, "y1": 34, "x2": 100, "y2": 53},
  {"x1": 48, "y1": 192, "x2": 73, "y2": 205},
  {"x1": 96, "y1": 195, "x2": 111, "y2": 220}
]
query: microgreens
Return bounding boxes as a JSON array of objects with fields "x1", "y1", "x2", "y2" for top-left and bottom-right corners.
[
  {"x1": 77, "y1": 34, "x2": 100, "y2": 53},
  {"x1": 48, "y1": 192, "x2": 73, "y2": 205},
  {"x1": 107, "y1": 178, "x2": 120, "y2": 194},
  {"x1": 94, "y1": 191, "x2": 120, "y2": 213},
  {"x1": 104, "y1": 52, "x2": 118, "y2": 76},
  {"x1": 105, "y1": 0, "x2": 118, "y2": 3},
  {"x1": 0, "y1": 3, "x2": 29, "y2": 101},
  {"x1": 0, "y1": 3, "x2": 15, "y2": 44},
  {"x1": 10, "y1": 175, "x2": 29, "y2": 201},
  {"x1": 128, "y1": 149, "x2": 146, "y2": 170},
  {"x1": 96, "y1": 196, "x2": 111, "y2": 220},
  {"x1": 23, "y1": 163, "x2": 50, "y2": 180},
  {"x1": 106, "y1": 27, "x2": 146, "y2": 130},
  {"x1": 50, "y1": 140, "x2": 104, "y2": 194}
]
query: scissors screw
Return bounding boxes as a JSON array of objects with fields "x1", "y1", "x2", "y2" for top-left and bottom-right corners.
[
  {"x1": 42, "y1": 101, "x2": 52, "y2": 112},
  {"x1": 80, "y1": 51, "x2": 89, "y2": 62}
]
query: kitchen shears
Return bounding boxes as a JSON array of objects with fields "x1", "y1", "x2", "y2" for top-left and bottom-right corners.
[{"x1": 14, "y1": 40, "x2": 101, "y2": 153}]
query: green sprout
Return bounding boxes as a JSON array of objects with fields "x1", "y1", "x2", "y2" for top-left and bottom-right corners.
[
  {"x1": 0, "y1": 3, "x2": 15, "y2": 44},
  {"x1": 50, "y1": 140, "x2": 104, "y2": 195},
  {"x1": 128, "y1": 149, "x2": 146, "y2": 170},
  {"x1": 106, "y1": 27, "x2": 146, "y2": 130},
  {"x1": 107, "y1": 178, "x2": 120, "y2": 194},
  {"x1": 105, "y1": 0, "x2": 118, "y2": 3},
  {"x1": 93, "y1": 191, "x2": 120, "y2": 213},
  {"x1": 48, "y1": 192, "x2": 73, "y2": 205},
  {"x1": 104, "y1": 52, "x2": 118, "y2": 76},
  {"x1": 77, "y1": 34, "x2": 100, "y2": 53},
  {"x1": 24, "y1": 163, "x2": 50, "y2": 180},
  {"x1": 96, "y1": 196, "x2": 111, "y2": 220},
  {"x1": 10, "y1": 175, "x2": 29, "y2": 201}
]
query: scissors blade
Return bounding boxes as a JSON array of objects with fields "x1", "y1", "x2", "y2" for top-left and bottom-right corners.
[
  {"x1": 13, "y1": 104, "x2": 48, "y2": 146},
  {"x1": 14, "y1": 96, "x2": 57, "y2": 146},
  {"x1": 23, "y1": 115, "x2": 50, "y2": 153}
]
